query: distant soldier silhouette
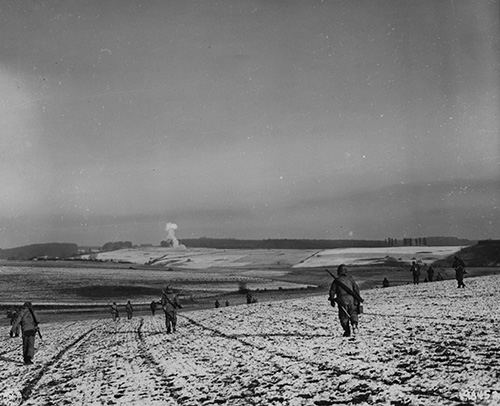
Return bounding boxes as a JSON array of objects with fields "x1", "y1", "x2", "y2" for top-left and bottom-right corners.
[
  {"x1": 125, "y1": 300, "x2": 133, "y2": 319},
  {"x1": 111, "y1": 302, "x2": 120, "y2": 321},
  {"x1": 215, "y1": 299, "x2": 220, "y2": 308},
  {"x1": 328, "y1": 265, "x2": 362, "y2": 337},
  {"x1": 7, "y1": 307, "x2": 20, "y2": 337},
  {"x1": 382, "y1": 277, "x2": 390, "y2": 288},
  {"x1": 150, "y1": 300, "x2": 157, "y2": 316},
  {"x1": 452, "y1": 256, "x2": 467, "y2": 288},
  {"x1": 246, "y1": 292, "x2": 253, "y2": 304},
  {"x1": 225, "y1": 300, "x2": 230, "y2": 307},
  {"x1": 410, "y1": 261, "x2": 421, "y2": 284},
  {"x1": 427, "y1": 265, "x2": 435, "y2": 282},
  {"x1": 10, "y1": 302, "x2": 40, "y2": 365},
  {"x1": 161, "y1": 286, "x2": 182, "y2": 334}
]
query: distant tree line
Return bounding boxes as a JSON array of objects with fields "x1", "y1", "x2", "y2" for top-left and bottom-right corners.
[
  {"x1": 0, "y1": 243, "x2": 78, "y2": 260},
  {"x1": 180, "y1": 238, "x2": 387, "y2": 250},
  {"x1": 385, "y1": 237, "x2": 428, "y2": 246},
  {"x1": 385, "y1": 236, "x2": 475, "y2": 247},
  {"x1": 101, "y1": 241, "x2": 133, "y2": 251}
]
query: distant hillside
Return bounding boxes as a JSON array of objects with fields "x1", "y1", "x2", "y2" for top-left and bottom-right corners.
[
  {"x1": 0, "y1": 243, "x2": 78, "y2": 260},
  {"x1": 424, "y1": 236, "x2": 476, "y2": 246},
  {"x1": 181, "y1": 238, "x2": 388, "y2": 250},
  {"x1": 433, "y1": 240, "x2": 500, "y2": 267},
  {"x1": 181, "y1": 236, "x2": 475, "y2": 250}
]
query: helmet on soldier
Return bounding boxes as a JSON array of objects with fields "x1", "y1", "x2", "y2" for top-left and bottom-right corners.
[{"x1": 337, "y1": 264, "x2": 347, "y2": 276}]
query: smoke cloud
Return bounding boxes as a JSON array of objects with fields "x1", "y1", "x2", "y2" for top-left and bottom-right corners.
[
  {"x1": 165, "y1": 222, "x2": 179, "y2": 247},
  {"x1": 164, "y1": 222, "x2": 185, "y2": 249}
]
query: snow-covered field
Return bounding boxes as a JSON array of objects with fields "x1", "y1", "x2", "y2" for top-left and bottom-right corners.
[
  {"x1": 80, "y1": 248, "x2": 316, "y2": 269},
  {"x1": 1, "y1": 275, "x2": 499, "y2": 405},
  {"x1": 0, "y1": 266, "x2": 313, "y2": 304},
  {"x1": 294, "y1": 246, "x2": 465, "y2": 268},
  {"x1": 80, "y1": 246, "x2": 464, "y2": 270}
]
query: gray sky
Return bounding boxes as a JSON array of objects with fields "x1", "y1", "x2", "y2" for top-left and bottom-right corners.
[{"x1": 0, "y1": 0, "x2": 499, "y2": 247}]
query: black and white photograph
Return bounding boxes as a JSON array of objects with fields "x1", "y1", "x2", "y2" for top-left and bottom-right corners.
[{"x1": 0, "y1": 0, "x2": 499, "y2": 405}]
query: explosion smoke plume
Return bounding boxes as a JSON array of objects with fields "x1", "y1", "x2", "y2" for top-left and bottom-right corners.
[{"x1": 165, "y1": 222, "x2": 179, "y2": 248}]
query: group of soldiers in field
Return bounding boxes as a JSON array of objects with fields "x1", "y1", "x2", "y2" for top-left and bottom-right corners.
[
  {"x1": 381, "y1": 256, "x2": 467, "y2": 288},
  {"x1": 330, "y1": 256, "x2": 468, "y2": 338},
  {"x1": 409, "y1": 261, "x2": 441, "y2": 284},
  {"x1": 110, "y1": 287, "x2": 182, "y2": 334},
  {"x1": 6, "y1": 256, "x2": 468, "y2": 364},
  {"x1": 214, "y1": 299, "x2": 230, "y2": 308},
  {"x1": 110, "y1": 300, "x2": 134, "y2": 321}
]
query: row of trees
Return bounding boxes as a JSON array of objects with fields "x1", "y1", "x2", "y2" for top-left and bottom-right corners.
[
  {"x1": 101, "y1": 241, "x2": 133, "y2": 251},
  {"x1": 385, "y1": 237, "x2": 428, "y2": 246}
]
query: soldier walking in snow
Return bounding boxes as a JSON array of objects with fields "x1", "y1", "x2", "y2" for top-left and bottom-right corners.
[
  {"x1": 328, "y1": 265, "x2": 363, "y2": 337},
  {"x1": 452, "y1": 256, "x2": 467, "y2": 288},
  {"x1": 7, "y1": 307, "x2": 20, "y2": 337},
  {"x1": 161, "y1": 286, "x2": 182, "y2": 334},
  {"x1": 410, "y1": 261, "x2": 421, "y2": 284},
  {"x1": 125, "y1": 300, "x2": 133, "y2": 319},
  {"x1": 382, "y1": 277, "x2": 390, "y2": 288},
  {"x1": 111, "y1": 302, "x2": 120, "y2": 321},
  {"x1": 10, "y1": 302, "x2": 40, "y2": 365},
  {"x1": 426, "y1": 265, "x2": 435, "y2": 282},
  {"x1": 215, "y1": 299, "x2": 220, "y2": 308},
  {"x1": 150, "y1": 300, "x2": 157, "y2": 316}
]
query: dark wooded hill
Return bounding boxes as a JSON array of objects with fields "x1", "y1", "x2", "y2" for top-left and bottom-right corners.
[
  {"x1": 182, "y1": 238, "x2": 388, "y2": 249},
  {"x1": 433, "y1": 240, "x2": 500, "y2": 267},
  {"x1": 0, "y1": 243, "x2": 78, "y2": 260}
]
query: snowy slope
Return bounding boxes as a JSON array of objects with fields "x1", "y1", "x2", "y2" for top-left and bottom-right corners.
[
  {"x1": 294, "y1": 246, "x2": 465, "y2": 268},
  {"x1": 80, "y1": 247, "x2": 316, "y2": 269},
  {"x1": 1, "y1": 275, "x2": 499, "y2": 405}
]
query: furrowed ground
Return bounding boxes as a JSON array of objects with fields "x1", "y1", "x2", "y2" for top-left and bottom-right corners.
[{"x1": 1, "y1": 275, "x2": 499, "y2": 406}]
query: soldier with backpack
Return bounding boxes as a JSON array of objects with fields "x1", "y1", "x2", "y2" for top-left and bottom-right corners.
[
  {"x1": 150, "y1": 300, "x2": 157, "y2": 316},
  {"x1": 111, "y1": 302, "x2": 120, "y2": 321},
  {"x1": 453, "y1": 256, "x2": 467, "y2": 288},
  {"x1": 10, "y1": 302, "x2": 41, "y2": 365},
  {"x1": 410, "y1": 261, "x2": 421, "y2": 284},
  {"x1": 328, "y1": 265, "x2": 363, "y2": 337},
  {"x1": 7, "y1": 307, "x2": 20, "y2": 337},
  {"x1": 426, "y1": 265, "x2": 435, "y2": 282},
  {"x1": 161, "y1": 286, "x2": 182, "y2": 334},
  {"x1": 125, "y1": 300, "x2": 133, "y2": 319}
]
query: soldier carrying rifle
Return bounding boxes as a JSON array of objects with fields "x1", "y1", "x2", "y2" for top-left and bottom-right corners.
[
  {"x1": 10, "y1": 302, "x2": 41, "y2": 365},
  {"x1": 7, "y1": 307, "x2": 20, "y2": 337},
  {"x1": 327, "y1": 265, "x2": 363, "y2": 337},
  {"x1": 161, "y1": 286, "x2": 182, "y2": 334},
  {"x1": 452, "y1": 256, "x2": 467, "y2": 288},
  {"x1": 110, "y1": 302, "x2": 120, "y2": 321}
]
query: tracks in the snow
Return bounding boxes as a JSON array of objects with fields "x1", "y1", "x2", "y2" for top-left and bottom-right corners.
[
  {"x1": 181, "y1": 314, "x2": 460, "y2": 404},
  {"x1": 19, "y1": 327, "x2": 96, "y2": 403},
  {"x1": 0, "y1": 322, "x2": 80, "y2": 358},
  {"x1": 364, "y1": 311, "x2": 498, "y2": 324},
  {"x1": 136, "y1": 318, "x2": 182, "y2": 405}
]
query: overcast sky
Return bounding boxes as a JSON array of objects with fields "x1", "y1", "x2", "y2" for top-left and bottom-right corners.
[{"x1": 0, "y1": 0, "x2": 498, "y2": 247}]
